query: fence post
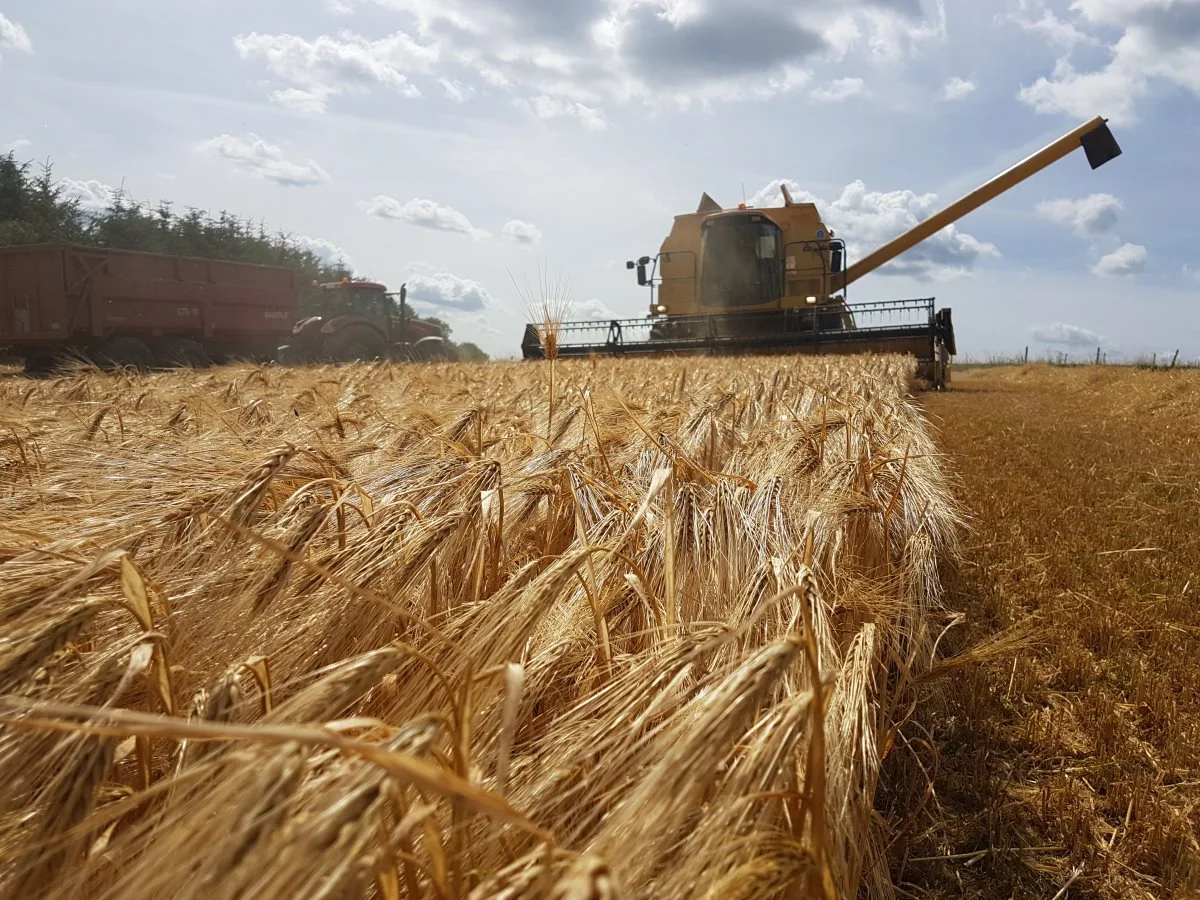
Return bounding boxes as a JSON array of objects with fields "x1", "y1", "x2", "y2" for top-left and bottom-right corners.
[
  {"x1": 1152, "y1": 353, "x2": 1157, "y2": 369},
  {"x1": 1024, "y1": 346, "x2": 1029, "y2": 363},
  {"x1": 1171, "y1": 350, "x2": 1180, "y2": 369},
  {"x1": 1096, "y1": 346, "x2": 1101, "y2": 365}
]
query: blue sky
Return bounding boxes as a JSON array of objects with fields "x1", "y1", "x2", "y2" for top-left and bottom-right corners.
[{"x1": 2, "y1": 0, "x2": 1198, "y2": 360}]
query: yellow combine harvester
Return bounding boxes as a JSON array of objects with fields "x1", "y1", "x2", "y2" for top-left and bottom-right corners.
[{"x1": 521, "y1": 115, "x2": 1123, "y2": 388}]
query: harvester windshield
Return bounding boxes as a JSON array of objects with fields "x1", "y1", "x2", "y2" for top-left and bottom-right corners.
[{"x1": 699, "y1": 215, "x2": 784, "y2": 309}]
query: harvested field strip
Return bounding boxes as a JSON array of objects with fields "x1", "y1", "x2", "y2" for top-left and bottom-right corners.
[
  {"x1": 0, "y1": 356, "x2": 961, "y2": 898},
  {"x1": 896, "y1": 366, "x2": 1200, "y2": 899}
]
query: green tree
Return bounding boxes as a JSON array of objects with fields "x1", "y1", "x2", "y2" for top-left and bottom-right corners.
[
  {"x1": 0, "y1": 150, "x2": 450, "y2": 338},
  {"x1": 455, "y1": 341, "x2": 490, "y2": 362}
]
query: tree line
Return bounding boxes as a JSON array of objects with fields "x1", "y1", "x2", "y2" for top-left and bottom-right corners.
[{"x1": 0, "y1": 153, "x2": 489, "y2": 361}]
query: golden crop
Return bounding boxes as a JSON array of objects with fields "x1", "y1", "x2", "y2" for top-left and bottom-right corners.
[{"x1": 0, "y1": 355, "x2": 963, "y2": 899}]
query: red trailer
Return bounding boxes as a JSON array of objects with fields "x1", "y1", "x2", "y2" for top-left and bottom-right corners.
[{"x1": 0, "y1": 243, "x2": 299, "y2": 371}]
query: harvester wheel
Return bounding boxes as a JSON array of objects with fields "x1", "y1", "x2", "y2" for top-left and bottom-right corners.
[
  {"x1": 324, "y1": 324, "x2": 388, "y2": 363},
  {"x1": 157, "y1": 337, "x2": 212, "y2": 369},
  {"x1": 95, "y1": 337, "x2": 154, "y2": 373}
]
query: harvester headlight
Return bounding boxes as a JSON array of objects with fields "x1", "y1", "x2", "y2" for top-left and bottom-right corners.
[
  {"x1": 805, "y1": 296, "x2": 817, "y2": 305},
  {"x1": 655, "y1": 304, "x2": 667, "y2": 313}
]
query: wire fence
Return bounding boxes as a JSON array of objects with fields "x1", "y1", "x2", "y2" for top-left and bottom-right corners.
[{"x1": 955, "y1": 347, "x2": 1200, "y2": 370}]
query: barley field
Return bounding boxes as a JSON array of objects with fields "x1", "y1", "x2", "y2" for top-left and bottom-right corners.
[
  {"x1": 903, "y1": 366, "x2": 1200, "y2": 899},
  {"x1": 0, "y1": 355, "x2": 963, "y2": 899}
]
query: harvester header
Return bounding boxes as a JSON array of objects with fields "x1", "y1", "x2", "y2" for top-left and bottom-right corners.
[{"x1": 520, "y1": 115, "x2": 1123, "y2": 389}]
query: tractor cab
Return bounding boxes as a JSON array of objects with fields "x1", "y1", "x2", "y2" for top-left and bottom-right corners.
[{"x1": 315, "y1": 280, "x2": 393, "y2": 329}]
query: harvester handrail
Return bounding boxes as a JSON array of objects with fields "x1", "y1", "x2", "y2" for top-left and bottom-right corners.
[{"x1": 835, "y1": 115, "x2": 1120, "y2": 291}]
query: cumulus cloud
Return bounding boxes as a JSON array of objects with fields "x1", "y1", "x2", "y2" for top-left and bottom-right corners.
[
  {"x1": 1018, "y1": 58, "x2": 1144, "y2": 125},
  {"x1": 360, "y1": 196, "x2": 490, "y2": 238},
  {"x1": 439, "y1": 78, "x2": 473, "y2": 102},
  {"x1": 5, "y1": 137, "x2": 32, "y2": 154},
  {"x1": 56, "y1": 178, "x2": 117, "y2": 215},
  {"x1": 749, "y1": 176, "x2": 999, "y2": 281},
  {"x1": 1000, "y1": 8, "x2": 1097, "y2": 51},
  {"x1": 1092, "y1": 242, "x2": 1146, "y2": 277},
  {"x1": 0, "y1": 13, "x2": 32, "y2": 60},
  {"x1": 502, "y1": 219, "x2": 543, "y2": 246},
  {"x1": 812, "y1": 77, "x2": 866, "y2": 102},
  {"x1": 565, "y1": 298, "x2": 617, "y2": 320},
  {"x1": 1035, "y1": 193, "x2": 1123, "y2": 237},
  {"x1": 293, "y1": 235, "x2": 356, "y2": 272},
  {"x1": 515, "y1": 95, "x2": 607, "y2": 131},
  {"x1": 233, "y1": 30, "x2": 435, "y2": 112},
  {"x1": 271, "y1": 88, "x2": 329, "y2": 114},
  {"x1": 1013, "y1": 0, "x2": 1200, "y2": 125},
  {"x1": 197, "y1": 134, "x2": 330, "y2": 187},
  {"x1": 237, "y1": 1, "x2": 944, "y2": 115},
  {"x1": 619, "y1": 3, "x2": 825, "y2": 87},
  {"x1": 404, "y1": 272, "x2": 497, "y2": 312},
  {"x1": 942, "y1": 76, "x2": 976, "y2": 100},
  {"x1": 1029, "y1": 322, "x2": 1105, "y2": 347}
]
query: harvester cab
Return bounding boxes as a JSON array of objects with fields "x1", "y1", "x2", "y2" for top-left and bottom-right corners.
[
  {"x1": 280, "y1": 279, "x2": 450, "y2": 363},
  {"x1": 520, "y1": 115, "x2": 1123, "y2": 389}
]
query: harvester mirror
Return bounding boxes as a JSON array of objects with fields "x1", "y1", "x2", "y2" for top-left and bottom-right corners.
[
  {"x1": 831, "y1": 247, "x2": 844, "y2": 274},
  {"x1": 636, "y1": 255, "x2": 652, "y2": 286},
  {"x1": 625, "y1": 260, "x2": 635, "y2": 270}
]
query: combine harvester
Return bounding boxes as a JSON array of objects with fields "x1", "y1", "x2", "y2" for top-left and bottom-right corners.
[{"x1": 521, "y1": 115, "x2": 1123, "y2": 388}]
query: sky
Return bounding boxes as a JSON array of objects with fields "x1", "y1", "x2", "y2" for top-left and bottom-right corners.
[{"x1": 2, "y1": 0, "x2": 1199, "y2": 361}]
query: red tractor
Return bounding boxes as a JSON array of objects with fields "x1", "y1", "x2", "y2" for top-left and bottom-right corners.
[{"x1": 278, "y1": 280, "x2": 451, "y2": 364}]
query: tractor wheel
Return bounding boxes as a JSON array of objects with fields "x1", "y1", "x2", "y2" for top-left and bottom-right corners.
[
  {"x1": 157, "y1": 337, "x2": 212, "y2": 369},
  {"x1": 95, "y1": 337, "x2": 154, "y2": 373},
  {"x1": 323, "y1": 324, "x2": 388, "y2": 363},
  {"x1": 276, "y1": 343, "x2": 312, "y2": 366}
]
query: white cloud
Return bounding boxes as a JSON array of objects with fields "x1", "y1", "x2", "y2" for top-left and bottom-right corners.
[
  {"x1": 361, "y1": 195, "x2": 490, "y2": 238},
  {"x1": 197, "y1": 134, "x2": 330, "y2": 187},
  {"x1": 750, "y1": 176, "x2": 1000, "y2": 281},
  {"x1": 238, "y1": 2, "x2": 944, "y2": 116},
  {"x1": 56, "y1": 178, "x2": 116, "y2": 215},
  {"x1": 0, "y1": 13, "x2": 32, "y2": 59},
  {"x1": 1018, "y1": 58, "x2": 1144, "y2": 126},
  {"x1": 292, "y1": 235, "x2": 356, "y2": 272},
  {"x1": 502, "y1": 219, "x2": 543, "y2": 246},
  {"x1": 5, "y1": 137, "x2": 31, "y2": 154},
  {"x1": 1015, "y1": 0, "x2": 1200, "y2": 125},
  {"x1": 516, "y1": 95, "x2": 608, "y2": 131},
  {"x1": 233, "y1": 30, "x2": 436, "y2": 112},
  {"x1": 1184, "y1": 263, "x2": 1200, "y2": 282},
  {"x1": 1029, "y1": 322, "x2": 1105, "y2": 347},
  {"x1": 566, "y1": 298, "x2": 617, "y2": 320},
  {"x1": 1035, "y1": 193, "x2": 1123, "y2": 237},
  {"x1": 942, "y1": 76, "x2": 976, "y2": 100},
  {"x1": 405, "y1": 272, "x2": 497, "y2": 312},
  {"x1": 1001, "y1": 8, "x2": 1096, "y2": 51},
  {"x1": 812, "y1": 77, "x2": 866, "y2": 102},
  {"x1": 439, "y1": 78, "x2": 473, "y2": 102},
  {"x1": 270, "y1": 88, "x2": 329, "y2": 114},
  {"x1": 1092, "y1": 242, "x2": 1146, "y2": 277}
]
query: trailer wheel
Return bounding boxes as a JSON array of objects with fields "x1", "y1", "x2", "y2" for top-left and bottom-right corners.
[
  {"x1": 95, "y1": 337, "x2": 154, "y2": 373},
  {"x1": 324, "y1": 324, "x2": 388, "y2": 363},
  {"x1": 22, "y1": 355, "x2": 60, "y2": 378},
  {"x1": 157, "y1": 338, "x2": 212, "y2": 369}
]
